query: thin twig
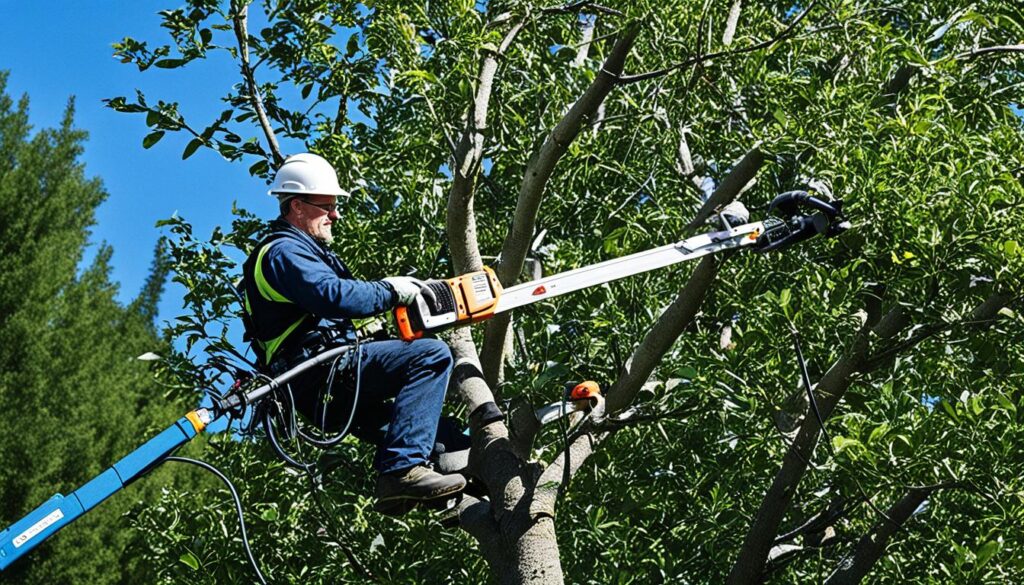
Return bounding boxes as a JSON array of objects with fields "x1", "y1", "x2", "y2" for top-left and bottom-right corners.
[
  {"x1": 231, "y1": 0, "x2": 283, "y2": 166},
  {"x1": 954, "y1": 44, "x2": 1024, "y2": 60},
  {"x1": 615, "y1": 0, "x2": 819, "y2": 85},
  {"x1": 541, "y1": 0, "x2": 624, "y2": 17}
]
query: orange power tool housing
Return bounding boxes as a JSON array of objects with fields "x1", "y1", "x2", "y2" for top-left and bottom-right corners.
[{"x1": 395, "y1": 268, "x2": 503, "y2": 341}]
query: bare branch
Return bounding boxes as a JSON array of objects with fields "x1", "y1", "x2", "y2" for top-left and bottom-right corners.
[
  {"x1": 954, "y1": 44, "x2": 1024, "y2": 60},
  {"x1": 616, "y1": 1, "x2": 817, "y2": 85},
  {"x1": 726, "y1": 306, "x2": 909, "y2": 584},
  {"x1": 541, "y1": 0, "x2": 624, "y2": 17},
  {"x1": 493, "y1": 25, "x2": 639, "y2": 287},
  {"x1": 722, "y1": 0, "x2": 743, "y2": 47},
  {"x1": 230, "y1": 1, "x2": 283, "y2": 166},
  {"x1": 675, "y1": 125, "x2": 696, "y2": 178},
  {"x1": 728, "y1": 290, "x2": 1009, "y2": 582},
  {"x1": 862, "y1": 292, "x2": 1014, "y2": 372},
  {"x1": 525, "y1": 248, "x2": 718, "y2": 515},
  {"x1": 528, "y1": 430, "x2": 601, "y2": 519},
  {"x1": 574, "y1": 15, "x2": 597, "y2": 67},
  {"x1": 593, "y1": 399, "x2": 702, "y2": 430},
  {"x1": 607, "y1": 254, "x2": 721, "y2": 413},
  {"x1": 774, "y1": 497, "x2": 849, "y2": 545}
]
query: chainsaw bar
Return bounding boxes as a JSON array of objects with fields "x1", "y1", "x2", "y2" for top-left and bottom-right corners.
[{"x1": 494, "y1": 221, "x2": 767, "y2": 313}]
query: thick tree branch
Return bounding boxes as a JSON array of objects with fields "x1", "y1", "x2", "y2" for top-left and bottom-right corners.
[
  {"x1": 529, "y1": 430, "x2": 601, "y2": 519},
  {"x1": 824, "y1": 484, "x2": 959, "y2": 585},
  {"x1": 527, "y1": 209, "x2": 727, "y2": 514},
  {"x1": 685, "y1": 147, "x2": 764, "y2": 231},
  {"x1": 447, "y1": 328, "x2": 528, "y2": 513},
  {"x1": 726, "y1": 306, "x2": 910, "y2": 584},
  {"x1": 456, "y1": 495, "x2": 502, "y2": 553},
  {"x1": 727, "y1": 290, "x2": 1012, "y2": 583},
  {"x1": 525, "y1": 139, "x2": 767, "y2": 500},
  {"x1": 480, "y1": 25, "x2": 641, "y2": 386},
  {"x1": 447, "y1": 20, "x2": 525, "y2": 274},
  {"x1": 230, "y1": 1, "x2": 283, "y2": 166},
  {"x1": 493, "y1": 25, "x2": 639, "y2": 286},
  {"x1": 606, "y1": 254, "x2": 721, "y2": 413}
]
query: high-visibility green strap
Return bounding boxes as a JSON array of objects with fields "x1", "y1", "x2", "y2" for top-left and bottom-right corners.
[
  {"x1": 263, "y1": 315, "x2": 308, "y2": 364},
  {"x1": 254, "y1": 242, "x2": 291, "y2": 303}
]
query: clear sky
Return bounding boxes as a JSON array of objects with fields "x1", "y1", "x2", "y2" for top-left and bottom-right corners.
[{"x1": 0, "y1": 2, "x2": 288, "y2": 325}]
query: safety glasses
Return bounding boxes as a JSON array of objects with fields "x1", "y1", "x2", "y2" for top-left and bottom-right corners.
[{"x1": 298, "y1": 198, "x2": 341, "y2": 213}]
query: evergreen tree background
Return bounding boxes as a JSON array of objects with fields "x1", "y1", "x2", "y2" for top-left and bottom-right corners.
[{"x1": 0, "y1": 72, "x2": 184, "y2": 585}]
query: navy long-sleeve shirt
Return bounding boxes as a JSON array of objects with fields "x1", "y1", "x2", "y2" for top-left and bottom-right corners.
[{"x1": 241, "y1": 219, "x2": 396, "y2": 364}]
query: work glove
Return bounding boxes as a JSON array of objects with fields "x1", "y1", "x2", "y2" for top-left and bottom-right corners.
[{"x1": 383, "y1": 276, "x2": 434, "y2": 306}]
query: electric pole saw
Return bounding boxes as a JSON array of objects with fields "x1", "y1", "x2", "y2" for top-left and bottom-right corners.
[
  {"x1": 0, "y1": 190, "x2": 847, "y2": 578},
  {"x1": 396, "y1": 190, "x2": 849, "y2": 341}
]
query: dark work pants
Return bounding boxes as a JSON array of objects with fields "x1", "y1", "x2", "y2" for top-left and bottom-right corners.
[{"x1": 292, "y1": 338, "x2": 453, "y2": 474}]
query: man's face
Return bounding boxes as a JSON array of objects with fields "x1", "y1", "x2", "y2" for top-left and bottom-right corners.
[{"x1": 290, "y1": 194, "x2": 340, "y2": 244}]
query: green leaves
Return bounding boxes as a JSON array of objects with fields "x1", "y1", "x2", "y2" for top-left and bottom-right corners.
[
  {"x1": 0, "y1": 80, "x2": 182, "y2": 584},
  {"x1": 143, "y1": 130, "x2": 165, "y2": 149},
  {"x1": 179, "y1": 551, "x2": 201, "y2": 570},
  {"x1": 182, "y1": 137, "x2": 203, "y2": 159}
]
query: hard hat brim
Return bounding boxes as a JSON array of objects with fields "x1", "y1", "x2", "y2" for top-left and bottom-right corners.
[{"x1": 268, "y1": 188, "x2": 351, "y2": 198}]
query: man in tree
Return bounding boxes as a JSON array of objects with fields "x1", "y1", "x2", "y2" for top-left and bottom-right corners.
[{"x1": 240, "y1": 152, "x2": 466, "y2": 515}]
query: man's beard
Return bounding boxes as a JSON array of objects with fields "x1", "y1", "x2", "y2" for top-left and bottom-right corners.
[{"x1": 312, "y1": 227, "x2": 334, "y2": 244}]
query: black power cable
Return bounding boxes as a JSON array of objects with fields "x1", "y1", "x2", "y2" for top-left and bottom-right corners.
[
  {"x1": 163, "y1": 456, "x2": 268, "y2": 585},
  {"x1": 790, "y1": 325, "x2": 830, "y2": 444}
]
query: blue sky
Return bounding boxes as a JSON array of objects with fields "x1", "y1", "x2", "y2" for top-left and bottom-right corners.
[{"x1": 0, "y1": 2, "x2": 285, "y2": 325}]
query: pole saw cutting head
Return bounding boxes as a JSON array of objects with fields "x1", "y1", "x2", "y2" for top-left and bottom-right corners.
[{"x1": 753, "y1": 190, "x2": 851, "y2": 253}]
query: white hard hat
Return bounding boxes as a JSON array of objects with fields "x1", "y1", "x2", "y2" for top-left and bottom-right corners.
[{"x1": 268, "y1": 153, "x2": 350, "y2": 198}]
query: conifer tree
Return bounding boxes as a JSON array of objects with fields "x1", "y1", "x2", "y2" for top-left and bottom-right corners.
[{"x1": 0, "y1": 73, "x2": 181, "y2": 585}]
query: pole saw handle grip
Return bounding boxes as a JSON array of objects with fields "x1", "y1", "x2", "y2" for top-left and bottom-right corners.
[{"x1": 394, "y1": 269, "x2": 502, "y2": 341}]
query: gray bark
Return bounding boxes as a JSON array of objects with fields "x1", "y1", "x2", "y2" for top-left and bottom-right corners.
[
  {"x1": 685, "y1": 147, "x2": 763, "y2": 231},
  {"x1": 824, "y1": 487, "x2": 935, "y2": 585},
  {"x1": 727, "y1": 292, "x2": 1012, "y2": 584},
  {"x1": 481, "y1": 26, "x2": 641, "y2": 387},
  {"x1": 447, "y1": 21, "x2": 524, "y2": 274},
  {"x1": 726, "y1": 308, "x2": 909, "y2": 584},
  {"x1": 606, "y1": 255, "x2": 721, "y2": 413},
  {"x1": 722, "y1": 0, "x2": 742, "y2": 47},
  {"x1": 573, "y1": 16, "x2": 597, "y2": 67},
  {"x1": 230, "y1": 1, "x2": 283, "y2": 166}
]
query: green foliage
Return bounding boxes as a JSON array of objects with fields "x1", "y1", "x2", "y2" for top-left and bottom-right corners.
[
  {"x1": 0, "y1": 74, "x2": 185, "y2": 583},
  {"x1": 113, "y1": 1, "x2": 1023, "y2": 583}
]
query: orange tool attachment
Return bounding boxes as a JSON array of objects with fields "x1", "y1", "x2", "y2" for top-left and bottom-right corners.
[
  {"x1": 569, "y1": 381, "x2": 601, "y2": 403},
  {"x1": 395, "y1": 267, "x2": 502, "y2": 341}
]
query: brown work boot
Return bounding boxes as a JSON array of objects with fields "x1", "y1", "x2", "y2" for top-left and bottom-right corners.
[{"x1": 374, "y1": 465, "x2": 466, "y2": 516}]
